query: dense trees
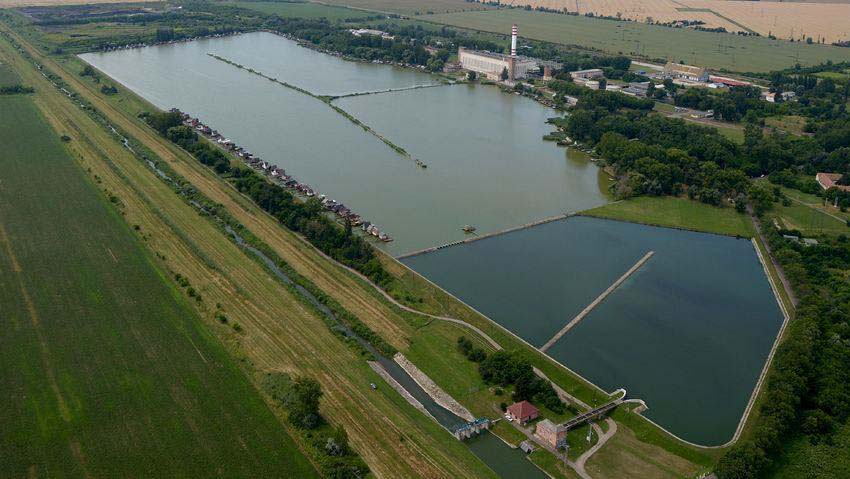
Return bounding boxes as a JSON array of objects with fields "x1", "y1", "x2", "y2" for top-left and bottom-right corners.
[
  {"x1": 0, "y1": 84, "x2": 34, "y2": 95},
  {"x1": 717, "y1": 229, "x2": 850, "y2": 478},
  {"x1": 263, "y1": 373, "x2": 369, "y2": 478},
  {"x1": 479, "y1": 351, "x2": 566, "y2": 414},
  {"x1": 264, "y1": 17, "x2": 431, "y2": 67}
]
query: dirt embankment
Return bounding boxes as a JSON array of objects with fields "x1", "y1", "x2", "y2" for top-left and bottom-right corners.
[{"x1": 394, "y1": 353, "x2": 475, "y2": 422}]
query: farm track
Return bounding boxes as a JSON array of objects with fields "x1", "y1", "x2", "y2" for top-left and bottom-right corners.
[{"x1": 1, "y1": 25, "x2": 496, "y2": 479}]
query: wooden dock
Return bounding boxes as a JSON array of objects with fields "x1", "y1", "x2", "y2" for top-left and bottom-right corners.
[
  {"x1": 395, "y1": 213, "x2": 575, "y2": 260},
  {"x1": 540, "y1": 251, "x2": 655, "y2": 353}
]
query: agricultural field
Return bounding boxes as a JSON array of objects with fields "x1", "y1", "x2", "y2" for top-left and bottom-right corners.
[
  {"x1": 316, "y1": 0, "x2": 491, "y2": 15},
  {"x1": 0, "y1": 0, "x2": 137, "y2": 6},
  {"x1": 487, "y1": 0, "x2": 850, "y2": 43},
  {"x1": 224, "y1": 1, "x2": 375, "y2": 20},
  {"x1": 0, "y1": 24, "x2": 500, "y2": 477},
  {"x1": 420, "y1": 8, "x2": 850, "y2": 72},
  {"x1": 581, "y1": 196, "x2": 756, "y2": 237},
  {"x1": 0, "y1": 94, "x2": 317, "y2": 477}
]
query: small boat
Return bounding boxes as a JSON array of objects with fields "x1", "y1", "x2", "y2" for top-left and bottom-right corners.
[{"x1": 462, "y1": 225, "x2": 476, "y2": 233}]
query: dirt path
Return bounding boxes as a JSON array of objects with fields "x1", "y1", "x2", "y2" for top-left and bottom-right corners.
[
  {"x1": 575, "y1": 419, "x2": 618, "y2": 477},
  {"x1": 750, "y1": 211, "x2": 797, "y2": 307}
]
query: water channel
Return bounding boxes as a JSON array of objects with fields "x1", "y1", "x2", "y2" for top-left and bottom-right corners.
[{"x1": 80, "y1": 31, "x2": 609, "y2": 254}]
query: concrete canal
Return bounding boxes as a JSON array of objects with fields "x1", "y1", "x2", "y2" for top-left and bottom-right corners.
[
  {"x1": 80, "y1": 31, "x2": 609, "y2": 254},
  {"x1": 402, "y1": 216, "x2": 785, "y2": 446}
]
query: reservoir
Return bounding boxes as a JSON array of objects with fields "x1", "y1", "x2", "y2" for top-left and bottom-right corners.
[
  {"x1": 77, "y1": 31, "x2": 780, "y2": 447},
  {"x1": 402, "y1": 216, "x2": 785, "y2": 446},
  {"x1": 80, "y1": 31, "x2": 609, "y2": 254}
]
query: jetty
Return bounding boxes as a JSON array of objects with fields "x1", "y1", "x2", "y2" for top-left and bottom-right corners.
[
  {"x1": 540, "y1": 251, "x2": 654, "y2": 353},
  {"x1": 396, "y1": 213, "x2": 575, "y2": 260}
]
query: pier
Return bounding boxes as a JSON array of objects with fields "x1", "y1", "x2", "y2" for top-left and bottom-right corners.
[
  {"x1": 540, "y1": 251, "x2": 655, "y2": 353},
  {"x1": 396, "y1": 213, "x2": 576, "y2": 260}
]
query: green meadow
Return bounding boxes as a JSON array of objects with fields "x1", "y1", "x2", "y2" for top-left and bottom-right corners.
[{"x1": 0, "y1": 94, "x2": 317, "y2": 478}]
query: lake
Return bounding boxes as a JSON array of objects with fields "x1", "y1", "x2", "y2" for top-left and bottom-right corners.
[
  {"x1": 402, "y1": 216, "x2": 785, "y2": 446},
  {"x1": 80, "y1": 32, "x2": 609, "y2": 254}
]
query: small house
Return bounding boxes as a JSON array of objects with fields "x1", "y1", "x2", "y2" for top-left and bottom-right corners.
[{"x1": 506, "y1": 400, "x2": 539, "y2": 425}]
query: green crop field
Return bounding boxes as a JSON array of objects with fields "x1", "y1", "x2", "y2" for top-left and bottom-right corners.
[
  {"x1": 226, "y1": 1, "x2": 375, "y2": 20},
  {"x1": 421, "y1": 8, "x2": 850, "y2": 72},
  {"x1": 0, "y1": 95, "x2": 317, "y2": 477},
  {"x1": 582, "y1": 196, "x2": 755, "y2": 237},
  {"x1": 316, "y1": 0, "x2": 491, "y2": 15}
]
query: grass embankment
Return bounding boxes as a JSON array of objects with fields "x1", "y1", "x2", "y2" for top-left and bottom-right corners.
[
  {"x1": 582, "y1": 196, "x2": 755, "y2": 237},
  {"x1": 0, "y1": 94, "x2": 317, "y2": 477},
  {"x1": 419, "y1": 8, "x2": 850, "y2": 72},
  {"x1": 0, "y1": 28, "x2": 496, "y2": 478}
]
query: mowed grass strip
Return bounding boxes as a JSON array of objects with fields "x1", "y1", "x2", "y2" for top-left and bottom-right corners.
[
  {"x1": 421, "y1": 8, "x2": 850, "y2": 72},
  {"x1": 581, "y1": 196, "x2": 755, "y2": 237},
  {"x1": 0, "y1": 95, "x2": 317, "y2": 478}
]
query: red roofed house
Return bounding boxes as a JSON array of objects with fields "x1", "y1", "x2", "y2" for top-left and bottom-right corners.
[
  {"x1": 816, "y1": 173, "x2": 850, "y2": 192},
  {"x1": 506, "y1": 400, "x2": 539, "y2": 425}
]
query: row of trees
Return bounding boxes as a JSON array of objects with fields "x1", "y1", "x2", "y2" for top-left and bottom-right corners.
[
  {"x1": 0, "y1": 84, "x2": 34, "y2": 95},
  {"x1": 142, "y1": 111, "x2": 393, "y2": 289},
  {"x1": 716, "y1": 229, "x2": 850, "y2": 478}
]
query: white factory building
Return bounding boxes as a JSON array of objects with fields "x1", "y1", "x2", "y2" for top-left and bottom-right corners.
[
  {"x1": 458, "y1": 48, "x2": 536, "y2": 80},
  {"x1": 458, "y1": 24, "x2": 547, "y2": 81}
]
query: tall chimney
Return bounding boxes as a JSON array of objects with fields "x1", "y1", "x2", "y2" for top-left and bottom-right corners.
[{"x1": 511, "y1": 24, "x2": 518, "y2": 57}]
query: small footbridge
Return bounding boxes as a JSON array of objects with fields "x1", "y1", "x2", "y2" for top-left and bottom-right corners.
[{"x1": 562, "y1": 390, "x2": 625, "y2": 431}]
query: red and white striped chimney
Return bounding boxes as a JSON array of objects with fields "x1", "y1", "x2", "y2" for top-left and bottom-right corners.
[{"x1": 511, "y1": 24, "x2": 518, "y2": 57}]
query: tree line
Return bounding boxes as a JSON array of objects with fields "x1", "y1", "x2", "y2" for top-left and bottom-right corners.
[
  {"x1": 142, "y1": 111, "x2": 393, "y2": 290},
  {"x1": 457, "y1": 337, "x2": 567, "y2": 415}
]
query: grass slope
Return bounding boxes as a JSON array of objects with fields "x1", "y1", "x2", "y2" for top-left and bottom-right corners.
[
  {"x1": 0, "y1": 95, "x2": 317, "y2": 477},
  {"x1": 421, "y1": 8, "x2": 850, "y2": 72},
  {"x1": 582, "y1": 196, "x2": 755, "y2": 237}
]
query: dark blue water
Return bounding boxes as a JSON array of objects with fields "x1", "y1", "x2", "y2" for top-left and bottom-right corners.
[{"x1": 403, "y1": 216, "x2": 784, "y2": 446}]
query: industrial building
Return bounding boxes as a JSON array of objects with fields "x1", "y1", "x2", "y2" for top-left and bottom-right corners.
[
  {"x1": 663, "y1": 62, "x2": 709, "y2": 82},
  {"x1": 458, "y1": 24, "x2": 551, "y2": 81},
  {"x1": 570, "y1": 68, "x2": 604, "y2": 80},
  {"x1": 535, "y1": 419, "x2": 568, "y2": 450}
]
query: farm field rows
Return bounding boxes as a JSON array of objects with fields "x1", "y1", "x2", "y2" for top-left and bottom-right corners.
[
  {"x1": 0, "y1": 93, "x2": 317, "y2": 477},
  {"x1": 315, "y1": 0, "x2": 491, "y2": 15},
  {"x1": 0, "y1": 24, "x2": 500, "y2": 478},
  {"x1": 484, "y1": 0, "x2": 850, "y2": 43},
  {"x1": 420, "y1": 8, "x2": 850, "y2": 72}
]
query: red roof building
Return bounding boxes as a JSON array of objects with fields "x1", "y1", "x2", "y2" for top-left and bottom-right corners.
[
  {"x1": 506, "y1": 400, "x2": 539, "y2": 425},
  {"x1": 816, "y1": 173, "x2": 850, "y2": 192}
]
